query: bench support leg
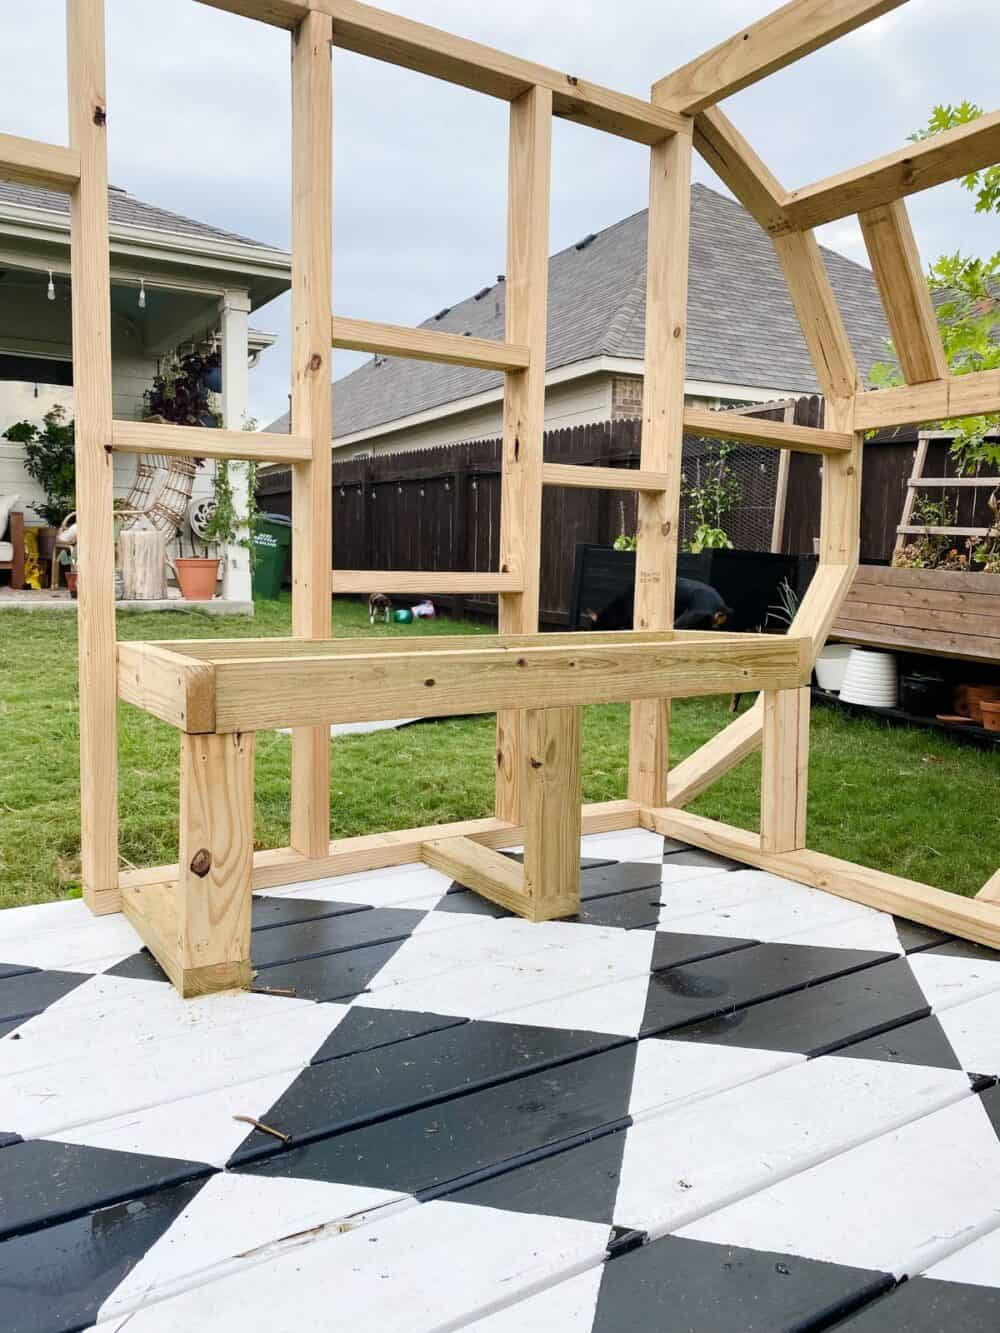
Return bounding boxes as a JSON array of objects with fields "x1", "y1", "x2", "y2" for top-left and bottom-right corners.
[{"x1": 523, "y1": 705, "x2": 582, "y2": 920}]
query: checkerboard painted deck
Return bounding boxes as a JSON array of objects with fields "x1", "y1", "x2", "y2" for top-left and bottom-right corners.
[{"x1": 3, "y1": 830, "x2": 1000, "y2": 1332}]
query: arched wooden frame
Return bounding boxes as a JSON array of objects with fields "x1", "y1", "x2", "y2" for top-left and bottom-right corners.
[{"x1": 4, "y1": 0, "x2": 997, "y2": 995}]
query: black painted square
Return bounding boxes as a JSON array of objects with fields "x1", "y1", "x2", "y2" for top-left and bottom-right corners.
[
  {"x1": 832, "y1": 1014, "x2": 964, "y2": 1072},
  {"x1": 310, "y1": 1006, "x2": 467, "y2": 1064},
  {"x1": 250, "y1": 936, "x2": 414, "y2": 1002},
  {"x1": 834, "y1": 1275, "x2": 1000, "y2": 1329},
  {"x1": 0, "y1": 968, "x2": 92, "y2": 1028},
  {"x1": 103, "y1": 950, "x2": 169, "y2": 983},
  {"x1": 250, "y1": 906, "x2": 428, "y2": 970},
  {"x1": 251, "y1": 895, "x2": 372, "y2": 932}
]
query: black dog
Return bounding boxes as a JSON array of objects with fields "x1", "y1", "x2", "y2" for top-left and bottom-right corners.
[{"x1": 583, "y1": 577, "x2": 732, "y2": 632}]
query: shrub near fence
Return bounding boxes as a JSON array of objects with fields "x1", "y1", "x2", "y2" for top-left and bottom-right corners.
[{"x1": 257, "y1": 395, "x2": 934, "y2": 625}]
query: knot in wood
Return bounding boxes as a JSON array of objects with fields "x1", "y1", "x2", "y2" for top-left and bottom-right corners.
[
  {"x1": 424, "y1": 678, "x2": 436, "y2": 687},
  {"x1": 673, "y1": 325, "x2": 683, "y2": 338},
  {"x1": 190, "y1": 848, "x2": 212, "y2": 878},
  {"x1": 529, "y1": 757, "x2": 543, "y2": 769},
  {"x1": 516, "y1": 658, "x2": 527, "y2": 668},
  {"x1": 566, "y1": 74, "x2": 579, "y2": 86},
  {"x1": 309, "y1": 353, "x2": 323, "y2": 372},
  {"x1": 93, "y1": 105, "x2": 107, "y2": 127}
]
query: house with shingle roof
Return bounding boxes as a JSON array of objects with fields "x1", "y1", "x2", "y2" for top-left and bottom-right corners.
[
  {"x1": 0, "y1": 181, "x2": 291, "y2": 602},
  {"x1": 268, "y1": 183, "x2": 889, "y2": 459}
]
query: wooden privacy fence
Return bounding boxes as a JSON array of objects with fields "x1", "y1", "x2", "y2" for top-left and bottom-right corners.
[{"x1": 258, "y1": 398, "x2": 821, "y2": 624}]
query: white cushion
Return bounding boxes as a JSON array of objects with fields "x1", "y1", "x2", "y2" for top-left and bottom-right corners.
[
  {"x1": 0, "y1": 494, "x2": 18, "y2": 541},
  {"x1": 0, "y1": 541, "x2": 13, "y2": 563}
]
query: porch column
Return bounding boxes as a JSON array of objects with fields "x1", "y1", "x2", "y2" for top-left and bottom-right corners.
[{"x1": 219, "y1": 289, "x2": 253, "y2": 606}]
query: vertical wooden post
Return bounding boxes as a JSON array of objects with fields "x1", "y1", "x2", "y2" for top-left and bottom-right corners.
[
  {"x1": 496, "y1": 84, "x2": 552, "y2": 824},
  {"x1": 760, "y1": 686, "x2": 809, "y2": 853},
  {"x1": 289, "y1": 10, "x2": 333, "y2": 858},
  {"x1": 176, "y1": 732, "x2": 255, "y2": 996},
  {"x1": 628, "y1": 123, "x2": 693, "y2": 808},
  {"x1": 522, "y1": 706, "x2": 582, "y2": 920},
  {"x1": 67, "y1": 0, "x2": 118, "y2": 915}
]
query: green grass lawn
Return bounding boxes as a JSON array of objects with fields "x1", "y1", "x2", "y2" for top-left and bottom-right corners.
[{"x1": 1, "y1": 594, "x2": 997, "y2": 910}]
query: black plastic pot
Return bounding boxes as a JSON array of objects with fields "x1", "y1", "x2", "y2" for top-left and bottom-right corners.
[{"x1": 899, "y1": 672, "x2": 948, "y2": 717}]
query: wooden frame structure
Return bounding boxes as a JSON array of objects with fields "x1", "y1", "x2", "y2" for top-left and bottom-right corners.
[{"x1": 10, "y1": 0, "x2": 998, "y2": 995}]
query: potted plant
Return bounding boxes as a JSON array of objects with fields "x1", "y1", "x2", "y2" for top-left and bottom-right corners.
[{"x1": 2, "y1": 405, "x2": 75, "y2": 559}]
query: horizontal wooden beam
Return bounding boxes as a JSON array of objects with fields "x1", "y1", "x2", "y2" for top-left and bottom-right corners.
[
  {"x1": 421, "y1": 836, "x2": 529, "y2": 914},
  {"x1": 112, "y1": 419, "x2": 313, "y2": 463},
  {"x1": 195, "y1": 0, "x2": 685, "y2": 145},
  {"x1": 117, "y1": 642, "x2": 216, "y2": 732},
  {"x1": 653, "y1": 0, "x2": 906, "y2": 115},
  {"x1": 683, "y1": 406, "x2": 852, "y2": 454},
  {"x1": 897, "y1": 525, "x2": 989, "y2": 538},
  {"x1": 854, "y1": 370, "x2": 1000, "y2": 431},
  {"x1": 0, "y1": 132, "x2": 81, "y2": 192},
  {"x1": 331, "y1": 570, "x2": 524, "y2": 595},
  {"x1": 115, "y1": 799, "x2": 642, "y2": 910},
  {"x1": 644, "y1": 806, "x2": 1000, "y2": 951},
  {"x1": 541, "y1": 462, "x2": 670, "y2": 492},
  {"x1": 783, "y1": 110, "x2": 1000, "y2": 231},
  {"x1": 332, "y1": 315, "x2": 530, "y2": 372},
  {"x1": 209, "y1": 635, "x2": 810, "y2": 732},
  {"x1": 908, "y1": 477, "x2": 1000, "y2": 489}
]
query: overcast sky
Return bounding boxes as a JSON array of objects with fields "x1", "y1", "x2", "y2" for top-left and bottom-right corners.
[{"x1": 3, "y1": 0, "x2": 998, "y2": 426}]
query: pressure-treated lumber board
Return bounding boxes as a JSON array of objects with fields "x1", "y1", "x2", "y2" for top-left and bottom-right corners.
[
  {"x1": 117, "y1": 642, "x2": 216, "y2": 733},
  {"x1": 693, "y1": 107, "x2": 790, "y2": 234},
  {"x1": 859, "y1": 200, "x2": 946, "y2": 385},
  {"x1": 818, "y1": 398, "x2": 863, "y2": 566},
  {"x1": 761, "y1": 687, "x2": 810, "y2": 854},
  {"x1": 541, "y1": 463, "x2": 670, "y2": 492},
  {"x1": 854, "y1": 370, "x2": 1000, "y2": 430},
  {"x1": 653, "y1": 0, "x2": 906, "y2": 115},
  {"x1": 194, "y1": 0, "x2": 685, "y2": 145},
  {"x1": 978, "y1": 871, "x2": 1000, "y2": 904},
  {"x1": 118, "y1": 799, "x2": 642, "y2": 906},
  {"x1": 289, "y1": 9, "x2": 334, "y2": 860},
  {"x1": 770, "y1": 231, "x2": 860, "y2": 401},
  {"x1": 628, "y1": 123, "x2": 693, "y2": 810},
  {"x1": 643, "y1": 806, "x2": 1000, "y2": 951},
  {"x1": 522, "y1": 707, "x2": 582, "y2": 920},
  {"x1": 496, "y1": 83, "x2": 552, "y2": 825},
  {"x1": 331, "y1": 316, "x2": 530, "y2": 371},
  {"x1": 783, "y1": 109, "x2": 1000, "y2": 230},
  {"x1": 111, "y1": 419, "x2": 312, "y2": 463},
  {"x1": 898, "y1": 524, "x2": 990, "y2": 538},
  {"x1": 68, "y1": 0, "x2": 119, "y2": 917},
  {"x1": 421, "y1": 837, "x2": 528, "y2": 916},
  {"x1": 0, "y1": 131, "x2": 81, "y2": 191},
  {"x1": 907, "y1": 475, "x2": 1000, "y2": 489},
  {"x1": 331, "y1": 570, "x2": 524, "y2": 594},
  {"x1": 789, "y1": 562, "x2": 858, "y2": 656},
  {"x1": 665, "y1": 695, "x2": 765, "y2": 809},
  {"x1": 683, "y1": 406, "x2": 852, "y2": 454},
  {"x1": 124, "y1": 734, "x2": 255, "y2": 996},
  {"x1": 208, "y1": 636, "x2": 809, "y2": 732}
]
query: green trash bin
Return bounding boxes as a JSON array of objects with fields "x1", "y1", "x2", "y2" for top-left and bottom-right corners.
[{"x1": 252, "y1": 513, "x2": 292, "y2": 600}]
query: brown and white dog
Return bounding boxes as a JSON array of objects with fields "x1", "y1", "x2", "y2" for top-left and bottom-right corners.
[{"x1": 368, "y1": 592, "x2": 392, "y2": 624}]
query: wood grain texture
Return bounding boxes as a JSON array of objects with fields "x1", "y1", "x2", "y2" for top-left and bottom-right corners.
[
  {"x1": 118, "y1": 799, "x2": 642, "y2": 899},
  {"x1": 522, "y1": 707, "x2": 582, "y2": 920},
  {"x1": 977, "y1": 870, "x2": 1000, "y2": 904},
  {"x1": 0, "y1": 131, "x2": 80, "y2": 191},
  {"x1": 210, "y1": 636, "x2": 809, "y2": 732},
  {"x1": 111, "y1": 419, "x2": 311, "y2": 463},
  {"x1": 818, "y1": 398, "x2": 863, "y2": 567},
  {"x1": 421, "y1": 837, "x2": 529, "y2": 916},
  {"x1": 693, "y1": 107, "x2": 790, "y2": 234},
  {"x1": 653, "y1": 0, "x2": 906, "y2": 114},
  {"x1": 628, "y1": 125, "x2": 693, "y2": 809},
  {"x1": 195, "y1": 0, "x2": 685, "y2": 143},
  {"x1": 331, "y1": 316, "x2": 529, "y2": 371},
  {"x1": 770, "y1": 231, "x2": 860, "y2": 401},
  {"x1": 117, "y1": 642, "x2": 216, "y2": 733},
  {"x1": 789, "y1": 562, "x2": 857, "y2": 656},
  {"x1": 761, "y1": 687, "x2": 810, "y2": 854},
  {"x1": 496, "y1": 84, "x2": 552, "y2": 824},
  {"x1": 541, "y1": 462, "x2": 670, "y2": 492},
  {"x1": 784, "y1": 109, "x2": 1000, "y2": 230},
  {"x1": 683, "y1": 406, "x2": 852, "y2": 455},
  {"x1": 289, "y1": 9, "x2": 334, "y2": 859},
  {"x1": 331, "y1": 570, "x2": 523, "y2": 594},
  {"x1": 645, "y1": 807, "x2": 1000, "y2": 952},
  {"x1": 859, "y1": 200, "x2": 946, "y2": 385},
  {"x1": 854, "y1": 370, "x2": 1000, "y2": 431},
  {"x1": 68, "y1": 0, "x2": 119, "y2": 916}
]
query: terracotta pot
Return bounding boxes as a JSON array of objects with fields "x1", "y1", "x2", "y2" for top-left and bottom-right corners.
[
  {"x1": 954, "y1": 684, "x2": 1000, "y2": 723},
  {"x1": 174, "y1": 557, "x2": 219, "y2": 601},
  {"x1": 981, "y1": 701, "x2": 1000, "y2": 733},
  {"x1": 66, "y1": 570, "x2": 78, "y2": 599}
]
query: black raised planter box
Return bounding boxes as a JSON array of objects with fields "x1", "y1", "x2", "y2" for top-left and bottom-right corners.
[{"x1": 569, "y1": 543, "x2": 818, "y2": 633}]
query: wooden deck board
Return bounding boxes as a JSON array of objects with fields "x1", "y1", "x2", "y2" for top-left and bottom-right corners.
[{"x1": 2, "y1": 831, "x2": 1000, "y2": 1330}]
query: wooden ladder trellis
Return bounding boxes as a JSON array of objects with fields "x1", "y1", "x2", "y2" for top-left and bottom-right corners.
[
  {"x1": 895, "y1": 432, "x2": 1000, "y2": 553},
  {"x1": 4, "y1": 0, "x2": 1000, "y2": 996}
]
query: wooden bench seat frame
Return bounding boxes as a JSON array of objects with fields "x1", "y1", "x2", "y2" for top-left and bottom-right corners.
[{"x1": 12, "y1": 0, "x2": 996, "y2": 995}]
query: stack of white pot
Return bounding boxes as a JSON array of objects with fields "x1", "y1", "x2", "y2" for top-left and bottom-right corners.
[{"x1": 838, "y1": 648, "x2": 899, "y2": 709}]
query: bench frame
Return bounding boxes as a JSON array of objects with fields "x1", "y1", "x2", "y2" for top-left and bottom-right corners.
[{"x1": 10, "y1": 0, "x2": 997, "y2": 995}]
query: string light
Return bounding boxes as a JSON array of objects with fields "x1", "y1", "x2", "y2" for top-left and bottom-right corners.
[
  {"x1": 47, "y1": 271, "x2": 55, "y2": 301},
  {"x1": 138, "y1": 278, "x2": 146, "y2": 310}
]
